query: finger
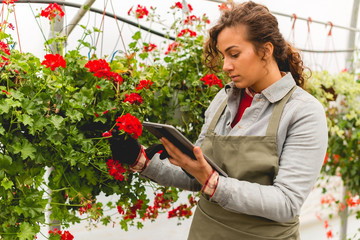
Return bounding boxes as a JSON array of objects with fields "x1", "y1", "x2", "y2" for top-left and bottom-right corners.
[
  {"x1": 160, "y1": 138, "x2": 184, "y2": 158},
  {"x1": 193, "y1": 147, "x2": 207, "y2": 165}
]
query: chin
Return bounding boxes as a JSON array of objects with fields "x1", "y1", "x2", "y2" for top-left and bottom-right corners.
[{"x1": 233, "y1": 82, "x2": 247, "y2": 89}]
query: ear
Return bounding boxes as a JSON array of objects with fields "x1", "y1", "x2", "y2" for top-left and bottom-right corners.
[{"x1": 263, "y1": 42, "x2": 274, "y2": 59}]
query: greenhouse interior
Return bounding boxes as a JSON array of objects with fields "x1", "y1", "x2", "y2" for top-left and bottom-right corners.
[{"x1": 0, "y1": 0, "x2": 359, "y2": 239}]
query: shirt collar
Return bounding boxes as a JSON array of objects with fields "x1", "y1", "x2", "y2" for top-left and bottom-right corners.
[
  {"x1": 261, "y1": 73, "x2": 296, "y2": 103},
  {"x1": 224, "y1": 73, "x2": 296, "y2": 103}
]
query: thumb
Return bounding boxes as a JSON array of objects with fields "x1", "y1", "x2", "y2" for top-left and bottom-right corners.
[{"x1": 193, "y1": 146, "x2": 205, "y2": 162}]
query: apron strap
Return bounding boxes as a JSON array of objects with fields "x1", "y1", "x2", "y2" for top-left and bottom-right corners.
[
  {"x1": 207, "y1": 97, "x2": 228, "y2": 134},
  {"x1": 265, "y1": 86, "x2": 297, "y2": 137}
]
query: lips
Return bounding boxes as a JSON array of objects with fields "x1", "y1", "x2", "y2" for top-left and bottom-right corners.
[{"x1": 230, "y1": 75, "x2": 240, "y2": 81}]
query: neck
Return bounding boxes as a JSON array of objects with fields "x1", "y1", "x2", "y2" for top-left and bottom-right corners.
[{"x1": 253, "y1": 62, "x2": 282, "y2": 92}]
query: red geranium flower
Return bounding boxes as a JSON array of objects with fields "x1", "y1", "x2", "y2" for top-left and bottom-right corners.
[
  {"x1": 41, "y1": 54, "x2": 66, "y2": 71},
  {"x1": 172, "y1": 2, "x2": 183, "y2": 9},
  {"x1": 102, "y1": 131, "x2": 112, "y2": 137},
  {"x1": 85, "y1": 59, "x2": 111, "y2": 78},
  {"x1": 0, "y1": 41, "x2": 11, "y2": 55},
  {"x1": 184, "y1": 15, "x2": 199, "y2": 25},
  {"x1": 124, "y1": 93, "x2": 143, "y2": 104},
  {"x1": 143, "y1": 43, "x2": 157, "y2": 52},
  {"x1": 115, "y1": 113, "x2": 142, "y2": 139},
  {"x1": 200, "y1": 74, "x2": 223, "y2": 88},
  {"x1": 117, "y1": 205, "x2": 124, "y2": 214},
  {"x1": 219, "y1": 3, "x2": 230, "y2": 11},
  {"x1": 48, "y1": 229, "x2": 74, "y2": 240},
  {"x1": 168, "y1": 204, "x2": 192, "y2": 219},
  {"x1": 111, "y1": 72, "x2": 124, "y2": 83},
  {"x1": 2, "y1": 0, "x2": 17, "y2": 4},
  {"x1": 136, "y1": 79, "x2": 153, "y2": 91},
  {"x1": 187, "y1": 4, "x2": 193, "y2": 12},
  {"x1": 165, "y1": 41, "x2": 181, "y2": 55},
  {"x1": 106, "y1": 159, "x2": 127, "y2": 181},
  {"x1": 135, "y1": 5, "x2": 149, "y2": 19},
  {"x1": 202, "y1": 14, "x2": 210, "y2": 24},
  {"x1": 177, "y1": 28, "x2": 197, "y2": 38},
  {"x1": 40, "y1": 3, "x2": 65, "y2": 21}
]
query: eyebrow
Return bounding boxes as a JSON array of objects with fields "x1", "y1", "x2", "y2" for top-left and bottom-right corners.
[{"x1": 224, "y1": 45, "x2": 238, "y2": 53}]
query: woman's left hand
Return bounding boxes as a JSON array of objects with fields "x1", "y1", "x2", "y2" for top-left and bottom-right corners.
[{"x1": 159, "y1": 137, "x2": 213, "y2": 185}]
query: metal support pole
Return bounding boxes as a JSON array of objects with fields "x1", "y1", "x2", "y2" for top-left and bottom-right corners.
[
  {"x1": 60, "y1": 0, "x2": 96, "y2": 37},
  {"x1": 339, "y1": 185, "x2": 349, "y2": 240},
  {"x1": 346, "y1": 0, "x2": 360, "y2": 71}
]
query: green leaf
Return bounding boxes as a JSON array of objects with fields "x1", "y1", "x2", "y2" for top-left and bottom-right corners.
[
  {"x1": 0, "y1": 124, "x2": 5, "y2": 135},
  {"x1": 50, "y1": 115, "x2": 64, "y2": 130},
  {"x1": 0, "y1": 154, "x2": 12, "y2": 169},
  {"x1": 10, "y1": 90, "x2": 24, "y2": 100},
  {"x1": 17, "y1": 222, "x2": 37, "y2": 240},
  {"x1": 0, "y1": 99, "x2": 10, "y2": 114},
  {"x1": 66, "y1": 109, "x2": 83, "y2": 122},
  {"x1": 18, "y1": 114, "x2": 34, "y2": 126},
  {"x1": 132, "y1": 31, "x2": 141, "y2": 40},
  {"x1": 1, "y1": 176, "x2": 13, "y2": 190},
  {"x1": 12, "y1": 141, "x2": 36, "y2": 160},
  {"x1": 129, "y1": 41, "x2": 137, "y2": 49}
]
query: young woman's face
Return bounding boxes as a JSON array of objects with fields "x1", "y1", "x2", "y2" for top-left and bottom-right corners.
[{"x1": 217, "y1": 25, "x2": 268, "y2": 92}]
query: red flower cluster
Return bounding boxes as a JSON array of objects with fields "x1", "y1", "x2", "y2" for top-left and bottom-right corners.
[
  {"x1": 143, "y1": 43, "x2": 157, "y2": 52},
  {"x1": 168, "y1": 204, "x2": 193, "y2": 219},
  {"x1": 0, "y1": 41, "x2": 10, "y2": 55},
  {"x1": 1, "y1": 21, "x2": 14, "y2": 31},
  {"x1": 200, "y1": 74, "x2": 223, "y2": 88},
  {"x1": 202, "y1": 14, "x2": 211, "y2": 24},
  {"x1": 79, "y1": 202, "x2": 92, "y2": 215},
  {"x1": 184, "y1": 15, "x2": 199, "y2": 25},
  {"x1": 346, "y1": 194, "x2": 359, "y2": 207},
  {"x1": 136, "y1": 79, "x2": 153, "y2": 91},
  {"x1": 172, "y1": 2, "x2": 183, "y2": 9},
  {"x1": 165, "y1": 41, "x2": 181, "y2": 55},
  {"x1": 41, "y1": 3, "x2": 65, "y2": 21},
  {"x1": 85, "y1": 59, "x2": 124, "y2": 83},
  {"x1": 142, "y1": 192, "x2": 173, "y2": 220},
  {"x1": 106, "y1": 159, "x2": 127, "y2": 181},
  {"x1": 41, "y1": 54, "x2": 66, "y2": 71},
  {"x1": 48, "y1": 229, "x2": 74, "y2": 240},
  {"x1": 2, "y1": 0, "x2": 17, "y2": 5},
  {"x1": 119, "y1": 200, "x2": 144, "y2": 220},
  {"x1": 133, "y1": 5, "x2": 149, "y2": 19},
  {"x1": 177, "y1": 29, "x2": 197, "y2": 38},
  {"x1": 124, "y1": 93, "x2": 143, "y2": 104},
  {"x1": 171, "y1": 2, "x2": 193, "y2": 12},
  {"x1": 218, "y1": 3, "x2": 230, "y2": 11},
  {"x1": 115, "y1": 113, "x2": 142, "y2": 139},
  {"x1": 320, "y1": 194, "x2": 335, "y2": 205}
]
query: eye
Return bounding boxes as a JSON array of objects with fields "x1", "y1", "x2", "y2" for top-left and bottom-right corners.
[{"x1": 231, "y1": 53, "x2": 239, "y2": 58}]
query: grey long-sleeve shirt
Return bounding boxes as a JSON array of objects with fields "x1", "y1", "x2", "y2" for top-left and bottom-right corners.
[{"x1": 141, "y1": 73, "x2": 328, "y2": 222}]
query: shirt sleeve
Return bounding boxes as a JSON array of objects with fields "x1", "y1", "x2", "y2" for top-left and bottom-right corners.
[
  {"x1": 209, "y1": 95, "x2": 328, "y2": 222},
  {"x1": 140, "y1": 153, "x2": 202, "y2": 192}
]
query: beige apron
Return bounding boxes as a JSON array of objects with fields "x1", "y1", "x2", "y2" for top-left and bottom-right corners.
[{"x1": 188, "y1": 87, "x2": 299, "y2": 240}]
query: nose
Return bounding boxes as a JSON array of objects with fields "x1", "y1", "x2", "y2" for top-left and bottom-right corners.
[{"x1": 222, "y1": 57, "x2": 233, "y2": 72}]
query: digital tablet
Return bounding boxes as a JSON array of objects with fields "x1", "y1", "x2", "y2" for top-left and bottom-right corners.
[{"x1": 142, "y1": 121, "x2": 228, "y2": 177}]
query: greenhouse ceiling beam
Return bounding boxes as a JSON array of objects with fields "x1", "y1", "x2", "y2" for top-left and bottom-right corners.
[
  {"x1": 204, "y1": 0, "x2": 360, "y2": 32},
  {"x1": 16, "y1": 0, "x2": 176, "y2": 40}
]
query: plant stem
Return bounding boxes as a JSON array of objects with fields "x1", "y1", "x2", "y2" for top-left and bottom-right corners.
[{"x1": 29, "y1": 74, "x2": 51, "y2": 103}]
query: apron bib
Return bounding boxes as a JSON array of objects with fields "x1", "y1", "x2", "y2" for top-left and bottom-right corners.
[{"x1": 188, "y1": 87, "x2": 299, "y2": 240}]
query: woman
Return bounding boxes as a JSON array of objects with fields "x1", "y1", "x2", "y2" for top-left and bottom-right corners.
[{"x1": 110, "y1": 1, "x2": 328, "y2": 239}]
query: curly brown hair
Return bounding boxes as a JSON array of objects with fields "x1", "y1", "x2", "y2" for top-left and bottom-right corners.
[{"x1": 204, "y1": 1, "x2": 309, "y2": 88}]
